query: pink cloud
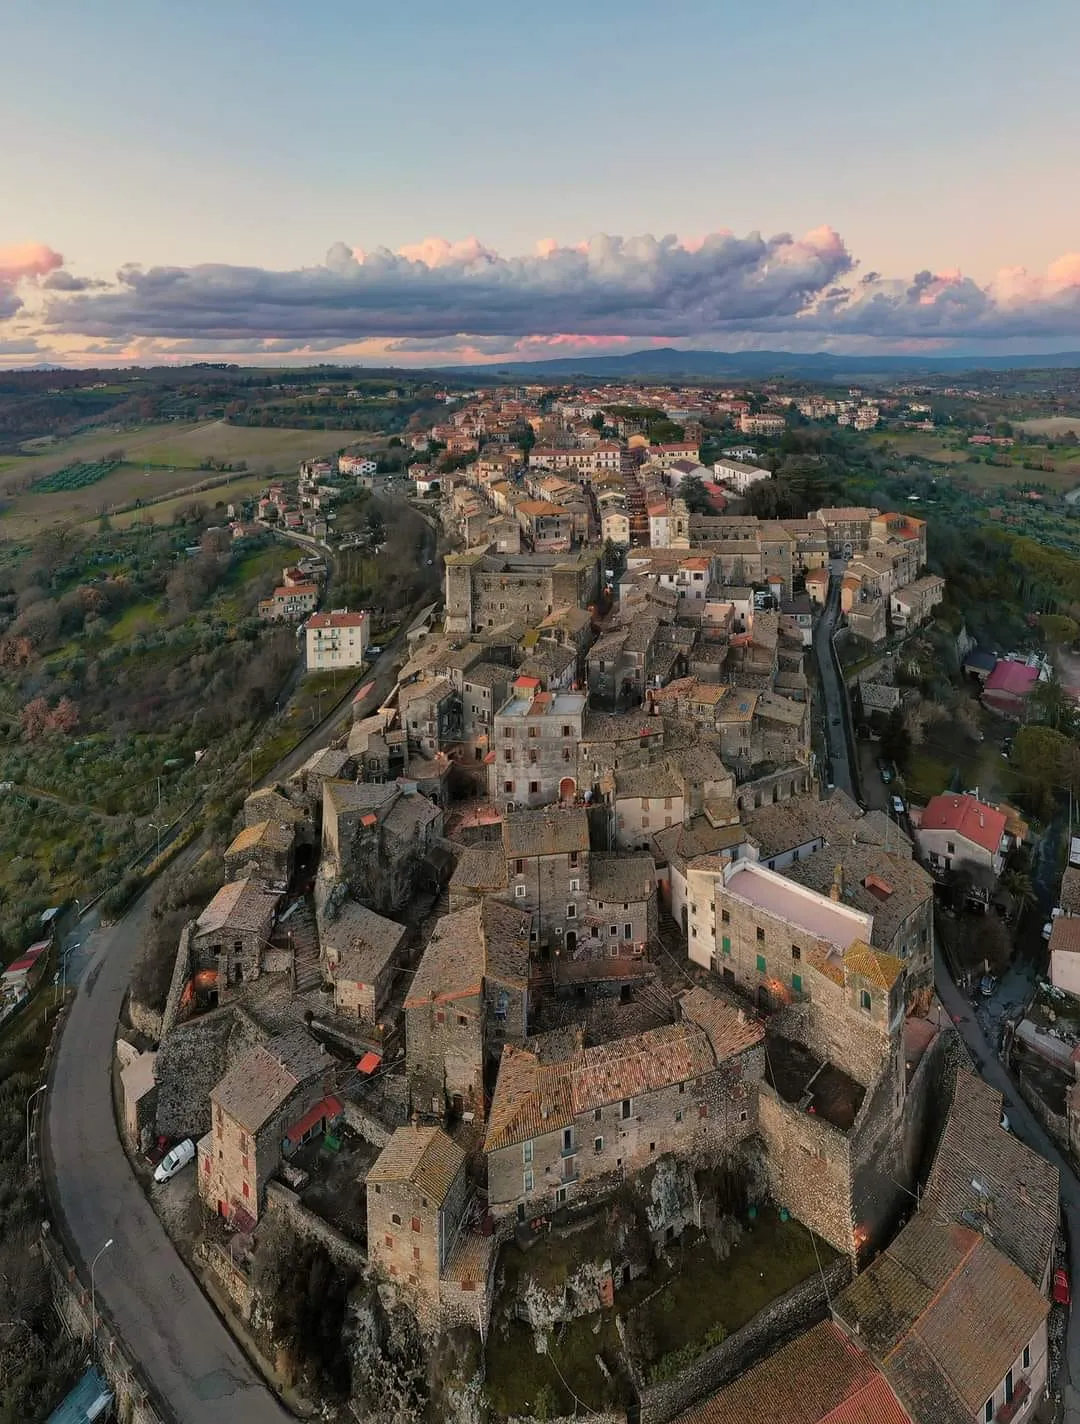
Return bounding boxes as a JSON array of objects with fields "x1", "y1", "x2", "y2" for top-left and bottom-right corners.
[{"x1": 0, "y1": 242, "x2": 64, "y2": 284}]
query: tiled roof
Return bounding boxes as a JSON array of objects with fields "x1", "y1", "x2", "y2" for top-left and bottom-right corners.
[
  {"x1": 1049, "y1": 916, "x2": 1080, "y2": 957},
  {"x1": 678, "y1": 988, "x2": 764, "y2": 1061},
  {"x1": 212, "y1": 1033, "x2": 326, "y2": 1132},
  {"x1": 921, "y1": 1067, "x2": 1058, "y2": 1287},
  {"x1": 195, "y1": 878, "x2": 278, "y2": 938},
  {"x1": 984, "y1": 659, "x2": 1039, "y2": 697},
  {"x1": 318, "y1": 897, "x2": 406, "y2": 984},
  {"x1": 322, "y1": 779, "x2": 398, "y2": 817},
  {"x1": 367, "y1": 1125, "x2": 465, "y2": 1207},
  {"x1": 225, "y1": 819, "x2": 295, "y2": 858},
  {"x1": 485, "y1": 1021, "x2": 719, "y2": 1153},
  {"x1": 672, "y1": 1320, "x2": 912, "y2": 1424},
  {"x1": 835, "y1": 1215, "x2": 1049, "y2": 1424},
  {"x1": 588, "y1": 853, "x2": 656, "y2": 906},
  {"x1": 448, "y1": 842, "x2": 507, "y2": 893},
  {"x1": 307, "y1": 610, "x2": 366, "y2": 629},
  {"x1": 919, "y1": 795, "x2": 1006, "y2": 855},
  {"x1": 407, "y1": 903, "x2": 485, "y2": 1006},
  {"x1": 843, "y1": 939, "x2": 904, "y2": 992},
  {"x1": 503, "y1": 806, "x2": 590, "y2": 858},
  {"x1": 1060, "y1": 866, "x2": 1080, "y2": 915},
  {"x1": 481, "y1": 897, "x2": 531, "y2": 987}
]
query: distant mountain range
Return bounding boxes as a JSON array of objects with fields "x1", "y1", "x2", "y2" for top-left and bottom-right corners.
[{"x1": 449, "y1": 346, "x2": 1080, "y2": 380}]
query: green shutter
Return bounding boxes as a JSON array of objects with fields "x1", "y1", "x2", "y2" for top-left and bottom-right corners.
[
  {"x1": 756, "y1": 954, "x2": 766, "y2": 974},
  {"x1": 792, "y1": 974, "x2": 802, "y2": 993},
  {"x1": 722, "y1": 935, "x2": 731, "y2": 956}
]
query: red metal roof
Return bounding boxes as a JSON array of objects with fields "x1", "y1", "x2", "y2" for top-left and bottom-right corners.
[
  {"x1": 357, "y1": 1051, "x2": 382, "y2": 1075},
  {"x1": 920, "y1": 794, "x2": 1007, "y2": 855},
  {"x1": 284, "y1": 1095, "x2": 342, "y2": 1146},
  {"x1": 984, "y1": 660, "x2": 1039, "y2": 697}
]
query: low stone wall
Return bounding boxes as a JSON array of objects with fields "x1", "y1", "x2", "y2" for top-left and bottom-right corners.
[
  {"x1": 127, "y1": 995, "x2": 164, "y2": 1042},
  {"x1": 632, "y1": 1254, "x2": 851, "y2": 1424},
  {"x1": 160, "y1": 919, "x2": 195, "y2": 1040},
  {"x1": 1017, "y1": 1068, "x2": 1070, "y2": 1152},
  {"x1": 264, "y1": 1180, "x2": 368, "y2": 1274},
  {"x1": 342, "y1": 1097, "x2": 393, "y2": 1149},
  {"x1": 42, "y1": 1228, "x2": 167, "y2": 1424}
]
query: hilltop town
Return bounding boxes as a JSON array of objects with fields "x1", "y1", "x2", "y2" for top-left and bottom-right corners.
[{"x1": 78, "y1": 375, "x2": 1080, "y2": 1424}]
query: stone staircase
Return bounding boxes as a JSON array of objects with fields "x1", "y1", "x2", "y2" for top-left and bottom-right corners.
[{"x1": 277, "y1": 899, "x2": 322, "y2": 994}]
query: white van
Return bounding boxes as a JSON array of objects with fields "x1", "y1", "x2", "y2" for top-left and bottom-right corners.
[{"x1": 154, "y1": 1138, "x2": 196, "y2": 1183}]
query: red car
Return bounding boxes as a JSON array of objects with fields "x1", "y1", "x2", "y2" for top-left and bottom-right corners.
[{"x1": 1053, "y1": 1267, "x2": 1071, "y2": 1306}]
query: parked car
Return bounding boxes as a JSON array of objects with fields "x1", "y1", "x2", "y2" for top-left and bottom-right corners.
[
  {"x1": 367, "y1": 645, "x2": 383, "y2": 658},
  {"x1": 978, "y1": 973, "x2": 997, "y2": 999},
  {"x1": 878, "y1": 761, "x2": 894, "y2": 784},
  {"x1": 1054, "y1": 1267, "x2": 1071, "y2": 1306},
  {"x1": 891, "y1": 795, "x2": 906, "y2": 816},
  {"x1": 153, "y1": 1137, "x2": 196, "y2": 1183},
  {"x1": 1043, "y1": 922, "x2": 1054, "y2": 942}
]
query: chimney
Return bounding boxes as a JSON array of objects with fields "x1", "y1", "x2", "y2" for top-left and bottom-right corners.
[{"x1": 830, "y1": 864, "x2": 844, "y2": 902}]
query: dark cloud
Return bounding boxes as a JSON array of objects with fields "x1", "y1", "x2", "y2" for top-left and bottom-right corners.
[
  {"x1": 39, "y1": 228, "x2": 853, "y2": 342},
  {"x1": 40, "y1": 271, "x2": 106, "y2": 292}
]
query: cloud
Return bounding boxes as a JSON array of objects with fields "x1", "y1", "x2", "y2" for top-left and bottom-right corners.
[
  {"x1": 10, "y1": 228, "x2": 1080, "y2": 358},
  {"x1": 39, "y1": 228, "x2": 854, "y2": 343}
]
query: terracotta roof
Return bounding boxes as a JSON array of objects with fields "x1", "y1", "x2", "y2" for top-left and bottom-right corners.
[
  {"x1": 921, "y1": 1067, "x2": 1058, "y2": 1287},
  {"x1": 212, "y1": 1033, "x2": 326, "y2": 1132},
  {"x1": 835, "y1": 1215, "x2": 1050, "y2": 1424},
  {"x1": 225, "y1": 819, "x2": 295, "y2": 859},
  {"x1": 672, "y1": 1320, "x2": 912, "y2": 1424},
  {"x1": 589, "y1": 853, "x2": 656, "y2": 906},
  {"x1": 307, "y1": 610, "x2": 366, "y2": 629},
  {"x1": 406, "y1": 898, "x2": 530, "y2": 1006},
  {"x1": 919, "y1": 795, "x2": 1006, "y2": 855},
  {"x1": 195, "y1": 878, "x2": 278, "y2": 938},
  {"x1": 1048, "y1": 916, "x2": 1080, "y2": 957},
  {"x1": 843, "y1": 939, "x2": 904, "y2": 992},
  {"x1": 503, "y1": 806, "x2": 590, "y2": 858},
  {"x1": 984, "y1": 660, "x2": 1039, "y2": 697},
  {"x1": 448, "y1": 842, "x2": 508, "y2": 894},
  {"x1": 1059, "y1": 867, "x2": 1080, "y2": 915},
  {"x1": 319, "y1": 897, "x2": 406, "y2": 984},
  {"x1": 485, "y1": 1021, "x2": 720, "y2": 1153},
  {"x1": 678, "y1": 987, "x2": 765, "y2": 1061},
  {"x1": 367, "y1": 1125, "x2": 465, "y2": 1207}
]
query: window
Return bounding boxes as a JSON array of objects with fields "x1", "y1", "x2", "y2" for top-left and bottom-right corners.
[
  {"x1": 413, "y1": 1246, "x2": 421, "y2": 1263},
  {"x1": 562, "y1": 1127, "x2": 574, "y2": 1152},
  {"x1": 504, "y1": 780, "x2": 514, "y2": 793},
  {"x1": 984, "y1": 1400, "x2": 993, "y2": 1423},
  {"x1": 569, "y1": 878, "x2": 580, "y2": 892},
  {"x1": 457, "y1": 1014, "x2": 467, "y2": 1026},
  {"x1": 698, "y1": 1104, "x2": 708, "y2": 1119},
  {"x1": 242, "y1": 1181, "x2": 250, "y2": 1198},
  {"x1": 756, "y1": 954, "x2": 767, "y2": 973},
  {"x1": 563, "y1": 748, "x2": 572, "y2": 761},
  {"x1": 792, "y1": 973, "x2": 802, "y2": 993},
  {"x1": 503, "y1": 750, "x2": 512, "y2": 763},
  {"x1": 528, "y1": 750, "x2": 538, "y2": 765},
  {"x1": 675, "y1": 1109, "x2": 683, "y2": 1123},
  {"x1": 791, "y1": 945, "x2": 801, "y2": 961},
  {"x1": 641, "y1": 814, "x2": 650, "y2": 828},
  {"x1": 514, "y1": 884, "x2": 527, "y2": 898},
  {"x1": 649, "y1": 1142, "x2": 655, "y2": 1153},
  {"x1": 562, "y1": 725, "x2": 572, "y2": 737},
  {"x1": 515, "y1": 859, "x2": 525, "y2": 875},
  {"x1": 594, "y1": 1107, "x2": 602, "y2": 1122},
  {"x1": 569, "y1": 851, "x2": 579, "y2": 868},
  {"x1": 528, "y1": 727, "x2": 538, "y2": 738},
  {"x1": 524, "y1": 1169, "x2": 534, "y2": 1193},
  {"x1": 756, "y1": 926, "x2": 765, "y2": 942},
  {"x1": 436, "y1": 1010, "x2": 445, "y2": 1024},
  {"x1": 621, "y1": 1098, "x2": 632, "y2": 1120},
  {"x1": 721, "y1": 935, "x2": 731, "y2": 956},
  {"x1": 503, "y1": 727, "x2": 513, "y2": 738},
  {"x1": 1023, "y1": 1345, "x2": 1030, "y2": 1369},
  {"x1": 556, "y1": 1187, "x2": 567, "y2": 1205},
  {"x1": 947, "y1": 841, "x2": 956, "y2": 855},
  {"x1": 385, "y1": 1233, "x2": 394, "y2": 1248},
  {"x1": 391, "y1": 1212, "x2": 401, "y2": 1226},
  {"x1": 610, "y1": 924, "x2": 618, "y2": 937},
  {"x1": 523, "y1": 1141, "x2": 534, "y2": 1165},
  {"x1": 529, "y1": 781, "x2": 540, "y2": 794},
  {"x1": 566, "y1": 904, "x2": 577, "y2": 918},
  {"x1": 242, "y1": 1153, "x2": 249, "y2": 1171},
  {"x1": 721, "y1": 909, "x2": 730, "y2": 924},
  {"x1": 594, "y1": 1137, "x2": 603, "y2": 1153},
  {"x1": 860, "y1": 989, "x2": 872, "y2": 1012},
  {"x1": 624, "y1": 923, "x2": 633, "y2": 939}
]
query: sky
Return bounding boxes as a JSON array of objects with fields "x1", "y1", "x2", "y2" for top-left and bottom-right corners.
[{"x1": 3, "y1": 0, "x2": 1080, "y2": 367}]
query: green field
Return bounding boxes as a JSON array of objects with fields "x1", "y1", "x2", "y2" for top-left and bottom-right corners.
[
  {"x1": 867, "y1": 430, "x2": 972, "y2": 465},
  {"x1": 31, "y1": 459, "x2": 120, "y2": 493},
  {"x1": 105, "y1": 473, "x2": 268, "y2": 530},
  {"x1": 1019, "y1": 416, "x2": 1080, "y2": 437}
]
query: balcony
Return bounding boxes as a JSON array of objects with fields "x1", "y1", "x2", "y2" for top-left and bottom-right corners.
[{"x1": 997, "y1": 1380, "x2": 1030, "y2": 1424}]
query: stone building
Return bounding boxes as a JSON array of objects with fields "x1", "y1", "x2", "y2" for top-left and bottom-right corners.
[
  {"x1": 484, "y1": 991, "x2": 764, "y2": 1221},
  {"x1": 584, "y1": 853, "x2": 657, "y2": 957},
  {"x1": 197, "y1": 1031, "x2": 334, "y2": 1224},
  {"x1": 366, "y1": 1126, "x2": 485, "y2": 1328},
  {"x1": 489, "y1": 678, "x2": 586, "y2": 811},
  {"x1": 223, "y1": 818, "x2": 296, "y2": 885},
  {"x1": 611, "y1": 763, "x2": 686, "y2": 850},
  {"x1": 443, "y1": 548, "x2": 599, "y2": 637},
  {"x1": 398, "y1": 677, "x2": 461, "y2": 758},
  {"x1": 315, "y1": 887, "x2": 406, "y2": 1023},
  {"x1": 191, "y1": 878, "x2": 280, "y2": 995},
  {"x1": 498, "y1": 806, "x2": 591, "y2": 950},
  {"x1": 447, "y1": 843, "x2": 508, "y2": 911},
  {"x1": 404, "y1": 898, "x2": 530, "y2": 1119},
  {"x1": 321, "y1": 780, "x2": 444, "y2": 914}
]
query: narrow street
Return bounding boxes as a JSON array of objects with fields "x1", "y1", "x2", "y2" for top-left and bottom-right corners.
[
  {"x1": 811, "y1": 574, "x2": 858, "y2": 798},
  {"x1": 935, "y1": 951, "x2": 1080, "y2": 1422}
]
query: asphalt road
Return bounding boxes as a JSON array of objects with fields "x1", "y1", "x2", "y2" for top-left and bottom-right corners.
[
  {"x1": 44, "y1": 841, "x2": 292, "y2": 1424},
  {"x1": 812, "y1": 575, "x2": 857, "y2": 798},
  {"x1": 935, "y1": 951, "x2": 1080, "y2": 1422},
  {"x1": 41, "y1": 499, "x2": 440, "y2": 1422}
]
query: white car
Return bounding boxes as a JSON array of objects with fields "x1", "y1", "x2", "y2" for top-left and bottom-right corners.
[
  {"x1": 154, "y1": 1138, "x2": 195, "y2": 1183},
  {"x1": 891, "y1": 796, "x2": 905, "y2": 816}
]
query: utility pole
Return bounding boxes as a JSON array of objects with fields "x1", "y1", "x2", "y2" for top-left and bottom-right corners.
[{"x1": 25, "y1": 1083, "x2": 45, "y2": 1167}]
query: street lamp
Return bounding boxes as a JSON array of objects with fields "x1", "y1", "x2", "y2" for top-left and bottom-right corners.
[
  {"x1": 148, "y1": 821, "x2": 164, "y2": 860},
  {"x1": 24, "y1": 1083, "x2": 45, "y2": 1168},
  {"x1": 90, "y1": 1238, "x2": 113, "y2": 1347}
]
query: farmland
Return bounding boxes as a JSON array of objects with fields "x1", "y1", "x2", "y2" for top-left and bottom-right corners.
[
  {"x1": 31, "y1": 459, "x2": 120, "y2": 493},
  {"x1": 1019, "y1": 416, "x2": 1080, "y2": 436},
  {"x1": 0, "y1": 420, "x2": 379, "y2": 540}
]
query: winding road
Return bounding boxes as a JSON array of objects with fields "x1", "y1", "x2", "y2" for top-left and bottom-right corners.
[{"x1": 43, "y1": 501, "x2": 440, "y2": 1423}]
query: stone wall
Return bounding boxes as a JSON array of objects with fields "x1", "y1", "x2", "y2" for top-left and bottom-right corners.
[
  {"x1": 155, "y1": 1006, "x2": 264, "y2": 1141},
  {"x1": 342, "y1": 1097, "x2": 393, "y2": 1149},
  {"x1": 1017, "y1": 1067, "x2": 1070, "y2": 1152},
  {"x1": 159, "y1": 919, "x2": 195, "y2": 1040},
  {"x1": 632, "y1": 1254, "x2": 851, "y2": 1424},
  {"x1": 264, "y1": 1181, "x2": 368, "y2": 1274},
  {"x1": 127, "y1": 995, "x2": 164, "y2": 1043},
  {"x1": 757, "y1": 1085, "x2": 854, "y2": 1258}
]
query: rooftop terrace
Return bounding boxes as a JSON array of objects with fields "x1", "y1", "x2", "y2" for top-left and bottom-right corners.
[
  {"x1": 765, "y1": 1034, "x2": 865, "y2": 1131},
  {"x1": 724, "y1": 861, "x2": 872, "y2": 949}
]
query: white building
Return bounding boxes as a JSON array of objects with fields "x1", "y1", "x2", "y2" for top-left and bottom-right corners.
[
  {"x1": 712, "y1": 458, "x2": 772, "y2": 494},
  {"x1": 305, "y1": 610, "x2": 370, "y2": 672},
  {"x1": 339, "y1": 455, "x2": 378, "y2": 479}
]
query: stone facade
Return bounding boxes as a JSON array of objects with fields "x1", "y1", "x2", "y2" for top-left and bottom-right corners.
[
  {"x1": 190, "y1": 879, "x2": 280, "y2": 996},
  {"x1": 489, "y1": 681, "x2": 585, "y2": 811}
]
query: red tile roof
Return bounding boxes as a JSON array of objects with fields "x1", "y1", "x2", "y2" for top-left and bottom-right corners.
[
  {"x1": 673, "y1": 1320, "x2": 912, "y2": 1424},
  {"x1": 308, "y1": 610, "x2": 367, "y2": 629},
  {"x1": 920, "y1": 794, "x2": 1006, "y2": 855}
]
